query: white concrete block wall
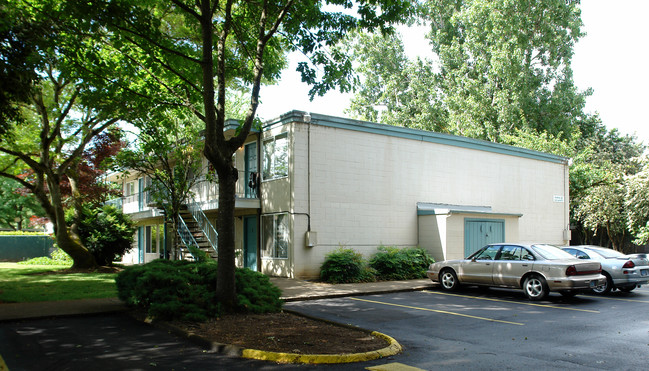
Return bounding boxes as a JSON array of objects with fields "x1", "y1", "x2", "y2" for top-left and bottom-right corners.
[{"x1": 288, "y1": 120, "x2": 568, "y2": 278}]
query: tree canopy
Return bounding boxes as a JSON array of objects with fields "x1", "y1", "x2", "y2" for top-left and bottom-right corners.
[
  {"x1": 44, "y1": 0, "x2": 413, "y2": 310},
  {"x1": 346, "y1": 0, "x2": 648, "y2": 251}
]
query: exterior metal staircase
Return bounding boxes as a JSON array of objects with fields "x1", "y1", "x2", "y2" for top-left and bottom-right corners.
[{"x1": 177, "y1": 206, "x2": 218, "y2": 261}]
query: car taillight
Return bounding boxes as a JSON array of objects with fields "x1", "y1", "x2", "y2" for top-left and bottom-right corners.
[
  {"x1": 566, "y1": 264, "x2": 601, "y2": 276},
  {"x1": 566, "y1": 265, "x2": 577, "y2": 276},
  {"x1": 623, "y1": 260, "x2": 635, "y2": 269}
]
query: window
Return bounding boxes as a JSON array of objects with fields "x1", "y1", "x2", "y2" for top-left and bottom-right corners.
[
  {"x1": 125, "y1": 181, "x2": 135, "y2": 196},
  {"x1": 498, "y1": 245, "x2": 521, "y2": 260},
  {"x1": 474, "y1": 245, "x2": 501, "y2": 260},
  {"x1": 144, "y1": 224, "x2": 161, "y2": 254},
  {"x1": 565, "y1": 248, "x2": 590, "y2": 259},
  {"x1": 263, "y1": 133, "x2": 288, "y2": 180},
  {"x1": 262, "y1": 213, "x2": 288, "y2": 258}
]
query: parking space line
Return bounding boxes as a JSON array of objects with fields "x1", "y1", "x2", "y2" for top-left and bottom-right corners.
[
  {"x1": 580, "y1": 295, "x2": 649, "y2": 304},
  {"x1": 422, "y1": 290, "x2": 600, "y2": 313},
  {"x1": 349, "y1": 297, "x2": 524, "y2": 325}
]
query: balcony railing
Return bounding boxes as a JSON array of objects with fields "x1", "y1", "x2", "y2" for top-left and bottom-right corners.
[{"x1": 105, "y1": 170, "x2": 259, "y2": 215}]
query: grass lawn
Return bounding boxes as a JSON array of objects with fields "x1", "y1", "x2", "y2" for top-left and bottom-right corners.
[{"x1": 0, "y1": 262, "x2": 118, "y2": 303}]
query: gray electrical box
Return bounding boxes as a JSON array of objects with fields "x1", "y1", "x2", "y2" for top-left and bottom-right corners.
[{"x1": 305, "y1": 231, "x2": 317, "y2": 247}]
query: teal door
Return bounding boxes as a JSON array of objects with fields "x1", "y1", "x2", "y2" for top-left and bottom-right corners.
[
  {"x1": 243, "y1": 215, "x2": 258, "y2": 271},
  {"x1": 464, "y1": 219, "x2": 504, "y2": 258}
]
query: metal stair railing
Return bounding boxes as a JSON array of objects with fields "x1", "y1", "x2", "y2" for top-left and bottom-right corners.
[
  {"x1": 186, "y1": 198, "x2": 218, "y2": 255},
  {"x1": 177, "y1": 216, "x2": 201, "y2": 260}
]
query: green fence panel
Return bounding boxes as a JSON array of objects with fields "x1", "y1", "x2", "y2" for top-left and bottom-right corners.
[{"x1": 0, "y1": 236, "x2": 54, "y2": 262}]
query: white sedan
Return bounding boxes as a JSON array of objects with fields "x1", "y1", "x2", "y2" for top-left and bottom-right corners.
[{"x1": 427, "y1": 244, "x2": 606, "y2": 300}]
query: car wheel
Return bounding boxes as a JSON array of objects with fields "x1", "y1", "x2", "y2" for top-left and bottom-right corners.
[
  {"x1": 523, "y1": 275, "x2": 548, "y2": 300},
  {"x1": 439, "y1": 269, "x2": 460, "y2": 291},
  {"x1": 559, "y1": 290, "x2": 577, "y2": 298},
  {"x1": 592, "y1": 273, "x2": 613, "y2": 295}
]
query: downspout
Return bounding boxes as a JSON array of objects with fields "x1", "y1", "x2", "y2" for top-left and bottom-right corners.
[
  {"x1": 306, "y1": 113, "x2": 312, "y2": 232},
  {"x1": 565, "y1": 158, "x2": 572, "y2": 244},
  {"x1": 257, "y1": 132, "x2": 262, "y2": 271}
]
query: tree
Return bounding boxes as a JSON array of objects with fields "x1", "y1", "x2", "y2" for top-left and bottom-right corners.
[
  {"x1": 57, "y1": 0, "x2": 412, "y2": 311},
  {"x1": 346, "y1": 32, "x2": 447, "y2": 131},
  {"x1": 349, "y1": 0, "x2": 589, "y2": 141},
  {"x1": 115, "y1": 111, "x2": 206, "y2": 260},
  {"x1": 66, "y1": 203, "x2": 136, "y2": 266},
  {"x1": 625, "y1": 164, "x2": 649, "y2": 246},
  {"x1": 0, "y1": 177, "x2": 46, "y2": 230},
  {"x1": 0, "y1": 1, "x2": 51, "y2": 135},
  {"x1": 575, "y1": 183, "x2": 627, "y2": 251},
  {"x1": 502, "y1": 123, "x2": 646, "y2": 251},
  {"x1": 0, "y1": 67, "x2": 117, "y2": 268},
  {"x1": 425, "y1": 0, "x2": 588, "y2": 141}
]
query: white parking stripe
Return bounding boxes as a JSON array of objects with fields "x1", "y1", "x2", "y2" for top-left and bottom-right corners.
[
  {"x1": 423, "y1": 290, "x2": 600, "y2": 313},
  {"x1": 580, "y1": 295, "x2": 649, "y2": 303},
  {"x1": 349, "y1": 297, "x2": 524, "y2": 325}
]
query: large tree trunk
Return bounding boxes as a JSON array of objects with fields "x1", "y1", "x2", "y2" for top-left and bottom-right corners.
[
  {"x1": 67, "y1": 168, "x2": 83, "y2": 238},
  {"x1": 46, "y1": 174, "x2": 97, "y2": 269},
  {"x1": 215, "y1": 166, "x2": 238, "y2": 312}
]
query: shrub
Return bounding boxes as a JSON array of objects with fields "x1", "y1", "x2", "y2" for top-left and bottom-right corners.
[
  {"x1": 320, "y1": 247, "x2": 375, "y2": 283},
  {"x1": 18, "y1": 248, "x2": 73, "y2": 266},
  {"x1": 370, "y1": 246, "x2": 435, "y2": 280},
  {"x1": 187, "y1": 245, "x2": 212, "y2": 263},
  {"x1": 51, "y1": 247, "x2": 73, "y2": 264},
  {"x1": 115, "y1": 260, "x2": 282, "y2": 321},
  {"x1": 236, "y1": 268, "x2": 283, "y2": 314},
  {"x1": 68, "y1": 204, "x2": 136, "y2": 266},
  {"x1": 0, "y1": 231, "x2": 47, "y2": 235}
]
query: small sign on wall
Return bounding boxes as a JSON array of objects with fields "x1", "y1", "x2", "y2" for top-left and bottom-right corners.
[{"x1": 553, "y1": 195, "x2": 564, "y2": 203}]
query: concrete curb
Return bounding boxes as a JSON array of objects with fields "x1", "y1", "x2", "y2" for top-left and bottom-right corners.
[
  {"x1": 281, "y1": 284, "x2": 434, "y2": 302},
  {"x1": 241, "y1": 330, "x2": 401, "y2": 364},
  {"x1": 146, "y1": 311, "x2": 402, "y2": 364}
]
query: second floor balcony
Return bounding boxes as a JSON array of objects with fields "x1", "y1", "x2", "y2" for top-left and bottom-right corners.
[{"x1": 107, "y1": 170, "x2": 260, "y2": 217}]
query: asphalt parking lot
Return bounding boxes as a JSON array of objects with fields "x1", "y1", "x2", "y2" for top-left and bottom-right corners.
[
  {"x1": 2, "y1": 286, "x2": 648, "y2": 370},
  {"x1": 287, "y1": 286, "x2": 649, "y2": 370}
]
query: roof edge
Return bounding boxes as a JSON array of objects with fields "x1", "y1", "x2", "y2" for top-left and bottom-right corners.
[{"x1": 263, "y1": 111, "x2": 570, "y2": 165}]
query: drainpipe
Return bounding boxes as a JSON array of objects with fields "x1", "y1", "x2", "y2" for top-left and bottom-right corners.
[{"x1": 305, "y1": 112, "x2": 312, "y2": 232}]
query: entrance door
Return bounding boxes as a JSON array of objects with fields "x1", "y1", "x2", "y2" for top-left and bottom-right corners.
[
  {"x1": 464, "y1": 219, "x2": 504, "y2": 258},
  {"x1": 245, "y1": 142, "x2": 258, "y2": 198},
  {"x1": 243, "y1": 215, "x2": 258, "y2": 271}
]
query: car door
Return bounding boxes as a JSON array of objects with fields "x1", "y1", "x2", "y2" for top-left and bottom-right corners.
[
  {"x1": 492, "y1": 245, "x2": 535, "y2": 287},
  {"x1": 459, "y1": 245, "x2": 500, "y2": 285}
]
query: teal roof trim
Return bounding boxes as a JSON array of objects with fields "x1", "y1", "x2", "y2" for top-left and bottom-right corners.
[
  {"x1": 263, "y1": 111, "x2": 569, "y2": 165},
  {"x1": 224, "y1": 119, "x2": 260, "y2": 133},
  {"x1": 417, "y1": 203, "x2": 523, "y2": 217}
]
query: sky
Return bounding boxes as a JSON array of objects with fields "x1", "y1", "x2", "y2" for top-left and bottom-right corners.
[{"x1": 256, "y1": 1, "x2": 649, "y2": 144}]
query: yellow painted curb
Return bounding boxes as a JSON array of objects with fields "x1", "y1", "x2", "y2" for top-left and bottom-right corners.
[
  {"x1": 0, "y1": 354, "x2": 9, "y2": 371},
  {"x1": 241, "y1": 330, "x2": 402, "y2": 364}
]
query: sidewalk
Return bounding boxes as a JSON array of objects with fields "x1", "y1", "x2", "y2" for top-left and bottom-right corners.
[{"x1": 0, "y1": 278, "x2": 435, "y2": 321}]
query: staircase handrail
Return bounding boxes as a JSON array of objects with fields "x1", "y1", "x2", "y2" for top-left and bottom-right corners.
[
  {"x1": 186, "y1": 198, "x2": 218, "y2": 254},
  {"x1": 177, "y1": 216, "x2": 201, "y2": 259}
]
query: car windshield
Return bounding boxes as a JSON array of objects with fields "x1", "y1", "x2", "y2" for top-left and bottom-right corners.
[
  {"x1": 532, "y1": 244, "x2": 576, "y2": 260},
  {"x1": 584, "y1": 247, "x2": 626, "y2": 259}
]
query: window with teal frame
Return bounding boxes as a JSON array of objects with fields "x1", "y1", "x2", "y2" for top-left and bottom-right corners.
[
  {"x1": 262, "y1": 133, "x2": 288, "y2": 180},
  {"x1": 262, "y1": 213, "x2": 288, "y2": 259}
]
